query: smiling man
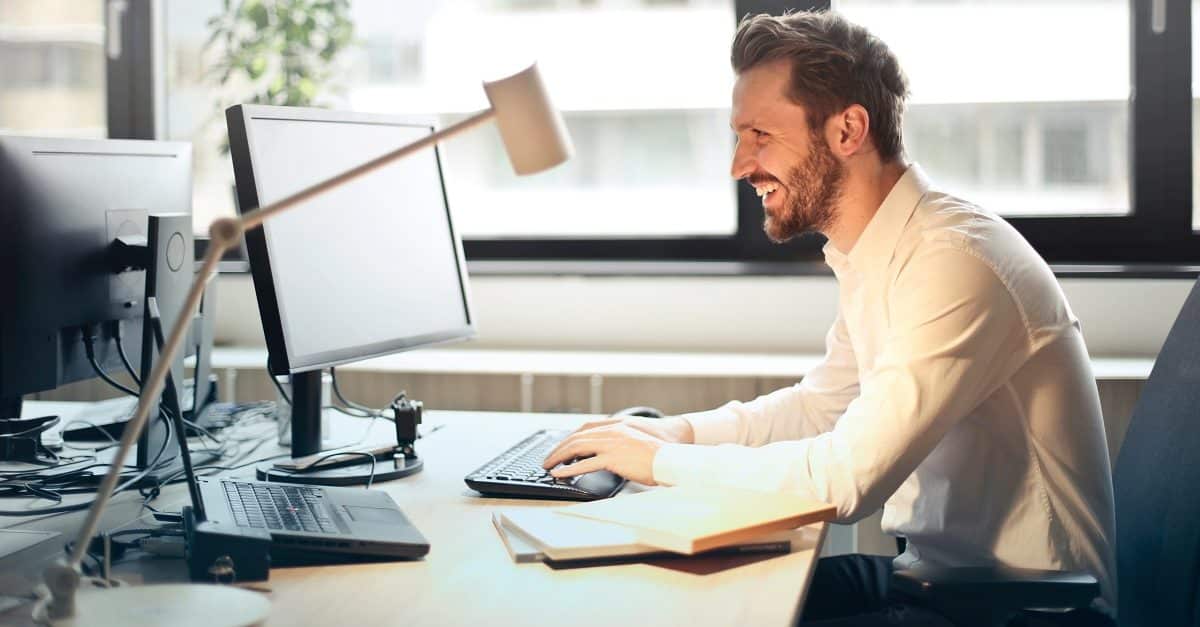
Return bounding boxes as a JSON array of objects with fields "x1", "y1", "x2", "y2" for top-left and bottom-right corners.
[{"x1": 543, "y1": 11, "x2": 1116, "y2": 627}]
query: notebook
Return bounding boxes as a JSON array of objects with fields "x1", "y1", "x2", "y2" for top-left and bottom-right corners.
[
  {"x1": 558, "y1": 485, "x2": 835, "y2": 554},
  {"x1": 492, "y1": 512, "x2": 546, "y2": 563},
  {"x1": 493, "y1": 508, "x2": 793, "y2": 563},
  {"x1": 497, "y1": 508, "x2": 665, "y2": 562}
]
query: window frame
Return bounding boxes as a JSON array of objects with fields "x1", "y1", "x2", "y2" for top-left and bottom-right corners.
[{"x1": 113, "y1": 0, "x2": 1199, "y2": 272}]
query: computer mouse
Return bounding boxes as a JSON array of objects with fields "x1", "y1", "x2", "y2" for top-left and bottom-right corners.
[{"x1": 613, "y1": 405, "x2": 665, "y2": 419}]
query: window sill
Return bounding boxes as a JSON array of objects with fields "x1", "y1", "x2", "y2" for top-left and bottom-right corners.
[
  {"x1": 211, "y1": 258, "x2": 1200, "y2": 279},
  {"x1": 465, "y1": 261, "x2": 1200, "y2": 279},
  {"x1": 209, "y1": 346, "x2": 1153, "y2": 381}
]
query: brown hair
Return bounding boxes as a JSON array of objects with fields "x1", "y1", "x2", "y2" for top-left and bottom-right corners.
[{"x1": 731, "y1": 11, "x2": 909, "y2": 161}]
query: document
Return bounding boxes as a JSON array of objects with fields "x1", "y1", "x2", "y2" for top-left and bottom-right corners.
[
  {"x1": 493, "y1": 508, "x2": 793, "y2": 563},
  {"x1": 557, "y1": 485, "x2": 835, "y2": 554}
]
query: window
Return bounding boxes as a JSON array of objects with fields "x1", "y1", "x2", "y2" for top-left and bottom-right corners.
[
  {"x1": 108, "y1": 0, "x2": 1200, "y2": 267},
  {"x1": 838, "y1": 0, "x2": 1130, "y2": 218},
  {"x1": 0, "y1": 1, "x2": 106, "y2": 137},
  {"x1": 163, "y1": 0, "x2": 737, "y2": 241},
  {"x1": 1194, "y1": 0, "x2": 1200, "y2": 231}
]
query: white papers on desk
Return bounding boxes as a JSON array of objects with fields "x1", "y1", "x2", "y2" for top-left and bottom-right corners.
[
  {"x1": 494, "y1": 509, "x2": 661, "y2": 562},
  {"x1": 492, "y1": 508, "x2": 793, "y2": 564}
]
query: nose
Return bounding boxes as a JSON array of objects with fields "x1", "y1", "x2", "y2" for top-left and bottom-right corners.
[{"x1": 730, "y1": 137, "x2": 754, "y2": 181}]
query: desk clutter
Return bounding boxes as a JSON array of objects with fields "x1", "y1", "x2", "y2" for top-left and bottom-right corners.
[
  {"x1": 493, "y1": 485, "x2": 835, "y2": 564},
  {"x1": 1, "y1": 411, "x2": 834, "y2": 626}
]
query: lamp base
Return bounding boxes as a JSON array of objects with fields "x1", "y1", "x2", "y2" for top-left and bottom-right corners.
[
  {"x1": 255, "y1": 454, "x2": 422, "y2": 486},
  {"x1": 41, "y1": 584, "x2": 269, "y2": 627}
]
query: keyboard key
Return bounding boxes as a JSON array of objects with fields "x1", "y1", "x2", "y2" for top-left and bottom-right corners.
[{"x1": 464, "y1": 429, "x2": 627, "y2": 501}]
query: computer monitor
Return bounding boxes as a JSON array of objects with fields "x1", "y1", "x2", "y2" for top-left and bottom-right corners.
[
  {"x1": 226, "y1": 105, "x2": 475, "y2": 480},
  {"x1": 0, "y1": 135, "x2": 193, "y2": 470}
]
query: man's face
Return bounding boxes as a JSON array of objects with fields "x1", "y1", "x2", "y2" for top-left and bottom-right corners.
[{"x1": 730, "y1": 59, "x2": 845, "y2": 243}]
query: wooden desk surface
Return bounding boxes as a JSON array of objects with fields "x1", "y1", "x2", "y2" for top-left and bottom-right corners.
[{"x1": 2, "y1": 410, "x2": 826, "y2": 627}]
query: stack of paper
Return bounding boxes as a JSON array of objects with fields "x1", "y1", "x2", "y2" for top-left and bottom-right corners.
[
  {"x1": 493, "y1": 508, "x2": 795, "y2": 564},
  {"x1": 492, "y1": 485, "x2": 834, "y2": 564},
  {"x1": 558, "y1": 485, "x2": 835, "y2": 554},
  {"x1": 494, "y1": 509, "x2": 674, "y2": 563}
]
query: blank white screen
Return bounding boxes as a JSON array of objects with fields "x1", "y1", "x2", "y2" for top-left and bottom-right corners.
[{"x1": 246, "y1": 115, "x2": 470, "y2": 366}]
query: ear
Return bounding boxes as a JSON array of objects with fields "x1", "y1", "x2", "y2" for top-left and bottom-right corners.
[{"x1": 827, "y1": 104, "x2": 871, "y2": 158}]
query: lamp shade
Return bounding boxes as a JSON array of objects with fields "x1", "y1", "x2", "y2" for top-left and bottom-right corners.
[{"x1": 483, "y1": 63, "x2": 574, "y2": 176}]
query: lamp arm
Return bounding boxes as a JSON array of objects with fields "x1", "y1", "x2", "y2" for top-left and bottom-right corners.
[
  {"x1": 43, "y1": 106, "x2": 499, "y2": 622},
  {"x1": 242, "y1": 107, "x2": 497, "y2": 230},
  {"x1": 40, "y1": 233, "x2": 228, "y2": 621},
  {"x1": 64, "y1": 241, "x2": 225, "y2": 569}
]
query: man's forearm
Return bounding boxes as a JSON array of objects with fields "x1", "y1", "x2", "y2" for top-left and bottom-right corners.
[{"x1": 663, "y1": 416, "x2": 695, "y2": 444}]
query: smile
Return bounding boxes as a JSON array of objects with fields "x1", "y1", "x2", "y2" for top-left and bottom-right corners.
[{"x1": 754, "y1": 183, "x2": 779, "y2": 197}]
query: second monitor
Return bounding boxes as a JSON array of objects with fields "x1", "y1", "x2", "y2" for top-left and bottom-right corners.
[{"x1": 226, "y1": 104, "x2": 475, "y2": 484}]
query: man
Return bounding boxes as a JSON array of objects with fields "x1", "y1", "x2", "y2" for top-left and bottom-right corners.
[{"x1": 543, "y1": 10, "x2": 1116, "y2": 627}]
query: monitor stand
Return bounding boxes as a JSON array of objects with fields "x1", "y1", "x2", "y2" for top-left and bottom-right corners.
[
  {"x1": 255, "y1": 370, "x2": 422, "y2": 486},
  {"x1": 133, "y1": 214, "x2": 195, "y2": 482}
]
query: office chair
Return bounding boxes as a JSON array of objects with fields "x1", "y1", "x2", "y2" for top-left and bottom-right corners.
[{"x1": 889, "y1": 277, "x2": 1200, "y2": 626}]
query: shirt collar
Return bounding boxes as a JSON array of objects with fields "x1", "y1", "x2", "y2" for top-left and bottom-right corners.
[{"x1": 824, "y1": 164, "x2": 931, "y2": 274}]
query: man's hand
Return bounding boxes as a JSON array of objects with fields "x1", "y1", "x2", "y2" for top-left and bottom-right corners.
[
  {"x1": 541, "y1": 416, "x2": 694, "y2": 485},
  {"x1": 572, "y1": 415, "x2": 696, "y2": 444}
]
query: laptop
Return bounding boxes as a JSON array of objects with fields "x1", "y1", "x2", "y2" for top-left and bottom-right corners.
[
  {"x1": 192, "y1": 475, "x2": 429, "y2": 563},
  {"x1": 167, "y1": 393, "x2": 428, "y2": 563}
]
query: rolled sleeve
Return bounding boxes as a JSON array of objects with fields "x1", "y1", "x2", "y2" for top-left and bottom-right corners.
[
  {"x1": 679, "y1": 405, "x2": 741, "y2": 445},
  {"x1": 652, "y1": 443, "x2": 710, "y2": 486}
]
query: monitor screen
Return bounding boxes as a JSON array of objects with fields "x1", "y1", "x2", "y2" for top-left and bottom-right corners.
[{"x1": 227, "y1": 105, "x2": 474, "y2": 374}]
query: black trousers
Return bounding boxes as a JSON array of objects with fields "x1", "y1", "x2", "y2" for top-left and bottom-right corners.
[{"x1": 798, "y1": 554, "x2": 1116, "y2": 627}]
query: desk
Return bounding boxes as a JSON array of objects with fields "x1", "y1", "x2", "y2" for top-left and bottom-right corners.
[{"x1": 2, "y1": 409, "x2": 826, "y2": 627}]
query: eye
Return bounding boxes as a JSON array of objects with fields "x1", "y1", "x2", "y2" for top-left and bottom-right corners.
[{"x1": 753, "y1": 129, "x2": 769, "y2": 139}]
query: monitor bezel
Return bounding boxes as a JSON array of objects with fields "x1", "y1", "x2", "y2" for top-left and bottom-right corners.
[{"x1": 226, "y1": 104, "x2": 476, "y2": 376}]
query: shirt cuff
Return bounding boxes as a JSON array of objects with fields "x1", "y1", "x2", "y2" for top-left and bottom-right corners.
[
  {"x1": 653, "y1": 443, "x2": 717, "y2": 487},
  {"x1": 679, "y1": 403, "x2": 742, "y2": 445}
]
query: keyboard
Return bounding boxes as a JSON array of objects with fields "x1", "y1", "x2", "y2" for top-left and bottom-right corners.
[
  {"x1": 464, "y1": 429, "x2": 627, "y2": 501},
  {"x1": 61, "y1": 399, "x2": 244, "y2": 442},
  {"x1": 222, "y1": 480, "x2": 340, "y2": 533}
]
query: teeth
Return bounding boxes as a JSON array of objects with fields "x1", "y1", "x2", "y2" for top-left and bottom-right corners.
[{"x1": 754, "y1": 184, "x2": 779, "y2": 197}]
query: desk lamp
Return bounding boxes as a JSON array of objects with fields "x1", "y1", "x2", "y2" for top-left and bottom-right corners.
[{"x1": 36, "y1": 63, "x2": 572, "y2": 626}]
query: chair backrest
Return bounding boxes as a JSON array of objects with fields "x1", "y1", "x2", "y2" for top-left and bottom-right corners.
[{"x1": 1114, "y1": 277, "x2": 1200, "y2": 626}]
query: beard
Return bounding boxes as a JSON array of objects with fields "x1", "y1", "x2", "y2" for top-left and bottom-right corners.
[{"x1": 761, "y1": 134, "x2": 845, "y2": 244}]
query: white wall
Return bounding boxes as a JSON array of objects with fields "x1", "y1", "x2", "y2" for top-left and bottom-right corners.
[{"x1": 213, "y1": 273, "x2": 1193, "y2": 358}]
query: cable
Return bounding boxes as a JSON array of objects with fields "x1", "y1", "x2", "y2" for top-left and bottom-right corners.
[
  {"x1": 0, "y1": 413, "x2": 174, "y2": 516},
  {"x1": 274, "y1": 451, "x2": 378, "y2": 489},
  {"x1": 268, "y1": 366, "x2": 292, "y2": 406},
  {"x1": 82, "y1": 326, "x2": 138, "y2": 398},
  {"x1": 329, "y1": 367, "x2": 373, "y2": 415},
  {"x1": 0, "y1": 416, "x2": 62, "y2": 466},
  {"x1": 0, "y1": 415, "x2": 60, "y2": 439},
  {"x1": 59, "y1": 419, "x2": 120, "y2": 454},
  {"x1": 67, "y1": 526, "x2": 185, "y2": 578},
  {"x1": 330, "y1": 367, "x2": 393, "y2": 421},
  {"x1": 0, "y1": 393, "x2": 252, "y2": 503},
  {"x1": 182, "y1": 418, "x2": 223, "y2": 447},
  {"x1": 134, "y1": 403, "x2": 282, "y2": 505},
  {"x1": 113, "y1": 320, "x2": 142, "y2": 388}
]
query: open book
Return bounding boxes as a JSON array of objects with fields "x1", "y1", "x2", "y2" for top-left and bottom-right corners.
[{"x1": 558, "y1": 485, "x2": 835, "y2": 554}]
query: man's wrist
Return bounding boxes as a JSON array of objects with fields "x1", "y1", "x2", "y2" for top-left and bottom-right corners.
[
  {"x1": 677, "y1": 406, "x2": 740, "y2": 445},
  {"x1": 665, "y1": 416, "x2": 695, "y2": 444}
]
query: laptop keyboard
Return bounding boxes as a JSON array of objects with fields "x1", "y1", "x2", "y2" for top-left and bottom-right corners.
[{"x1": 222, "y1": 480, "x2": 338, "y2": 533}]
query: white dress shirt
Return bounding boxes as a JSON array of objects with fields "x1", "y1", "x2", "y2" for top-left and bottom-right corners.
[{"x1": 653, "y1": 165, "x2": 1117, "y2": 611}]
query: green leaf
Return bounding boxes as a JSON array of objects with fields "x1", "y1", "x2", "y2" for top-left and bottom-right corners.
[{"x1": 248, "y1": 55, "x2": 267, "y2": 79}]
